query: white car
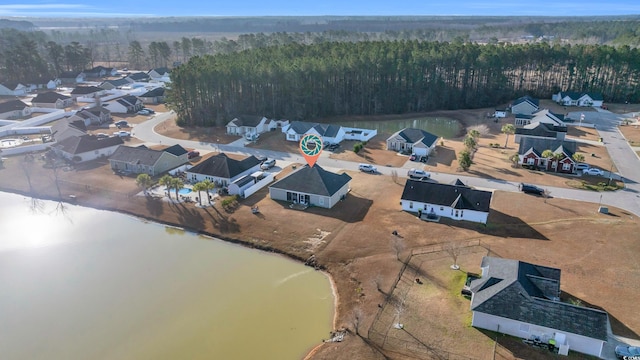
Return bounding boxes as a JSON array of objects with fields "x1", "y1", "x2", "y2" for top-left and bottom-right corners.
[
  {"x1": 583, "y1": 168, "x2": 604, "y2": 176},
  {"x1": 575, "y1": 163, "x2": 590, "y2": 171},
  {"x1": 260, "y1": 159, "x2": 276, "y2": 170},
  {"x1": 408, "y1": 168, "x2": 430, "y2": 179},
  {"x1": 115, "y1": 131, "x2": 131, "y2": 138},
  {"x1": 358, "y1": 164, "x2": 377, "y2": 173}
]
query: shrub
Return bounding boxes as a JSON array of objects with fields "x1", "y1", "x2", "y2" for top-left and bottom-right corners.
[{"x1": 353, "y1": 142, "x2": 363, "y2": 153}]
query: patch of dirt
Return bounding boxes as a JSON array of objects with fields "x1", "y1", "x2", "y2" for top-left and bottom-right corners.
[{"x1": 155, "y1": 116, "x2": 240, "y2": 144}]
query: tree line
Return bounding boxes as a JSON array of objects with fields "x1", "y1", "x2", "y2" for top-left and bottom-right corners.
[{"x1": 167, "y1": 40, "x2": 640, "y2": 127}]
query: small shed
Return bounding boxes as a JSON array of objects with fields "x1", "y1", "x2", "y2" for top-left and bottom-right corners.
[{"x1": 228, "y1": 171, "x2": 264, "y2": 197}]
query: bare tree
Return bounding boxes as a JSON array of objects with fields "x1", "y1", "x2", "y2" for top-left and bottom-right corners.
[
  {"x1": 391, "y1": 235, "x2": 405, "y2": 262},
  {"x1": 372, "y1": 273, "x2": 384, "y2": 293},
  {"x1": 542, "y1": 189, "x2": 551, "y2": 203},
  {"x1": 444, "y1": 240, "x2": 464, "y2": 270},
  {"x1": 390, "y1": 169, "x2": 398, "y2": 184},
  {"x1": 393, "y1": 296, "x2": 406, "y2": 329},
  {"x1": 351, "y1": 307, "x2": 364, "y2": 336}
]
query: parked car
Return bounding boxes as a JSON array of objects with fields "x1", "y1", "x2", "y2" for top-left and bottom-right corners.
[
  {"x1": 114, "y1": 120, "x2": 129, "y2": 128},
  {"x1": 358, "y1": 163, "x2": 377, "y2": 173},
  {"x1": 408, "y1": 168, "x2": 430, "y2": 179},
  {"x1": 142, "y1": 108, "x2": 155, "y2": 114},
  {"x1": 520, "y1": 183, "x2": 544, "y2": 195},
  {"x1": 584, "y1": 168, "x2": 605, "y2": 176},
  {"x1": 114, "y1": 130, "x2": 131, "y2": 138},
  {"x1": 409, "y1": 153, "x2": 417, "y2": 161},
  {"x1": 137, "y1": 109, "x2": 150, "y2": 115},
  {"x1": 575, "y1": 163, "x2": 590, "y2": 171},
  {"x1": 187, "y1": 150, "x2": 200, "y2": 159},
  {"x1": 95, "y1": 133, "x2": 109, "y2": 139},
  {"x1": 615, "y1": 345, "x2": 640, "y2": 359},
  {"x1": 325, "y1": 143, "x2": 340, "y2": 151},
  {"x1": 260, "y1": 158, "x2": 276, "y2": 170},
  {"x1": 245, "y1": 133, "x2": 259, "y2": 141}
]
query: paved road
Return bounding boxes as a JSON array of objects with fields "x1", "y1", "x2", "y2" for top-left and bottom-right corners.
[{"x1": 134, "y1": 111, "x2": 640, "y2": 217}]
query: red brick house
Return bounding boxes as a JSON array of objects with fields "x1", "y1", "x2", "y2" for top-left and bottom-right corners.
[{"x1": 518, "y1": 138, "x2": 577, "y2": 173}]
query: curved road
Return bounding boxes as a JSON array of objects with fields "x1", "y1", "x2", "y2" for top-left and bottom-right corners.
[{"x1": 134, "y1": 111, "x2": 640, "y2": 217}]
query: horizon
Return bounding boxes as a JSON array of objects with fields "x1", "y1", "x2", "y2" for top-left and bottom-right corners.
[{"x1": 1, "y1": 1, "x2": 640, "y2": 18}]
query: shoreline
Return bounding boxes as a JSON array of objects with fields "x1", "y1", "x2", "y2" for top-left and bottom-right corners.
[{"x1": 1, "y1": 187, "x2": 341, "y2": 359}]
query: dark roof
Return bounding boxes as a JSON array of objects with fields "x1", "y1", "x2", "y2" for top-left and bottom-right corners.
[
  {"x1": 140, "y1": 87, "x2": 165, "y2": 97},
  {"x1": 121, "y1": 95, "x2": 140, "y2": 105},
  {"x1": 512, "y1": 95, "x2": 539, "y2": 107},
  {"x1": 231, "y1": 175, "x2": 255, "y2": 187},
  {"x1": 109, "y1": 145, "x2": 164, "y2": 166},
  {"x1": 55, "y1": 134, "x2": 123, "y2": 155},
  {"x1": 0, "y1": 99, "x2": 29, "y2": 113},
  {"x1": 163, "y1": 144, "x2": 187, "y2": 156},
  {"x1": 471, "y1": 256, "x2": 608, "y2": 341},
  {"x1": 127, "y1": 72, "x2": 150, "y2": 81},
  {"x1": 270, "y1": 164, "x2": 352, "y2": 197},
  {"x1": 1, "y1": 82, "x2": 23, "y2": 89},
  {"x1": 285, "y1": 121, "x2": 344, "y2": 138},
  {"x1": 187, "y1": 153, "x2": 261, "y2": 179},
  {"x1": 518, "y1": 138, "x2": 576, "y2": 158},
  {"x1": 287, "y1": 121, "x2": 316, "y2": 134},
  {"x1": 229, "y1": 115, "x2": 265, "y2": 128},
  {"x1": 149, "y1": 67, "x2": 170, "y2": 75},
  {"x1": 71, "y1": 86, "x2": 103, "y2": 95},
  {"x1": 560, "y1": 91, "x2": 604, "y2": 101},
  {"x1": 32, "y1": 92, "x2": 71, "y2": 103},
  {"x1": 401, "y1": 179, "x2": 492, "y2": 212},
  {"x1": 87, "y1": 107, "x2": 110, "y2": 116},
  {"x1": 515, "y1": 122, "x2": 566, "y2": 138},
  {"x1": 101, "y1": 78, "x2": 130, "y2": 88},
  {"x1": 393, "y1": 128, "x2": 439, "y2": 147}
]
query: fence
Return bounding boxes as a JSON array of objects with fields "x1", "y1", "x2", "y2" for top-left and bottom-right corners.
[{"x1": 243, "y1": 173, "x2": 274, "y2": 199}]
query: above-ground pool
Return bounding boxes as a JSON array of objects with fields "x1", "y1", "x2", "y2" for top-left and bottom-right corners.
[{"x1": 178, "y1": 188, "x2": 192, "y2": 195}]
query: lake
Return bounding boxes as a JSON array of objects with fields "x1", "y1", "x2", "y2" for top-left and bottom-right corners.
[
  {"x1": 0, "y1": 192, "x2": 334, "y2": 360},
  {"x1": 335, "y1": 116, "x2": 463, "y2": 138}
]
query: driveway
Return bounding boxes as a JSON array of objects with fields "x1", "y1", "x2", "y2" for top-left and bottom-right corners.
[{"x1": 133, "y1": 110, "x2": 640, "y2": 217}]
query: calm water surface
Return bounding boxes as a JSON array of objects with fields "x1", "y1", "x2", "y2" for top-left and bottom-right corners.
[
  {"x1": 335, "y1": 117, "x2": 462, "y2": 138},
  {"x1": 0, "y1": 192, "x2": 334, "y2": 360}
]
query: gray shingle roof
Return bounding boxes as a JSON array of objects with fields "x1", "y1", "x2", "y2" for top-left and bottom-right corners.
[
  {"x1": 127, "y1": 72, "x2": 150, "y2": 81},
  {"x1": 392, "y1": 128, "x2": 439, "y2": 147},
  {"x1": 518, "y1": 138, "x2": 576, "y2": 158},
  {"x1": 512, "y1": 95, "x2": 539, "y2": 107},
  {"x1": 286, "y1": 121, "x2": 344, "y2": 138},
  {"x1": 187, "y1": 153, "x2": 261, "y2": 179},
  {"x1": 140, "y1": 87, "x2": 165, "y2": 97},
  {"x1": 229, "y1": 115, "x2": 265, "y2": 128},
  {"x1": 471, "y1": 256, "x2": 608, "y2": 341},
  {"x1": 401, "y1": 179, "x2": 492, "y2": 212},
  {"x1": 32, "y1": 92, "x2": 71, "y2": 103},
  {"x1": 71, "y1": 86, "x2": 103, "y2": 95},
  {"x1": 109, "y1": 145, "x2": 165, "y2": 166},
  {"x1": 0, "y1": 99, "x2": 29, "y2": 113},
  {"x1": 515, "y1": 122, "x2": 566, "y2": 138},
  {"x1": 101, "y1": 78, "x2": 130, "y2": 88},
  {"x1": 269, "y1": 164, "x2": 352, "y2": 197},
  {"x1": 55, "y1": 134, "x2": 123, "y2": 155},
  {"x1": 163, "y1": 144, "x2": 187, "y2": 156}
]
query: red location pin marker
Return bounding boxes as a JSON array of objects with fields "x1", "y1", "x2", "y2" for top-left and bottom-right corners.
[{"x1": 299, "y1": 133, "x2": 323, "y2": 168}]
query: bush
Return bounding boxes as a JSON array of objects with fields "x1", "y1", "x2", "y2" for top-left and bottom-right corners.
[
  {"x1": 353, "y1": 142, "x2": 363, "y2": 153},
  {"x1": 175, "y1": 117, "x2": 187, "y2": 127}
]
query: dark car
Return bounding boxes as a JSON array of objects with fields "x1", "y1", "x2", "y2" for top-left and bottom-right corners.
[
  {"x1": 115, "y1": 120, "x2": 129, "y2": 128},
  {"x1": 520, "y1": 183, "x2": 544, "y2": 195},
  {"x1": 615, "y1": 345, "x2": 640, "y2": 359},
  {"x1": 187, "y1": 150, "x2": 200, "y2": 159}
]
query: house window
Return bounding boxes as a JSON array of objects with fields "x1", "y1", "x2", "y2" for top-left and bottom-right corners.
[
  {"x1": 527, "y1": 157, "x2": 535, "y2": 165},
  {"x1": 562, "y1": 163, "x2": 571, "y2": 171},
  {"x1": 455, "y1": 210, "x2": 459, "y2": 217},
  {"x1": 409, "y1": 202, "x2": 413, "y2": 209},
  {"x1": 440, "y1": 207, "x2": 444, "y2": 211}
]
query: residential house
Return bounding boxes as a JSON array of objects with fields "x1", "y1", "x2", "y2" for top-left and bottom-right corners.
[
  {"x1": 57, "y1": 71, "x2": 86, "y2": 84},
  {"x1": 53, "y1": 134, "x2": 123, "y2": 163},
  {"x1": 386, "y1": 128, "x2": 439, "y2": 157},
  {"x1": 32, "y1": 92, "x2": 76, "y2": 109},
  {"x1": 25, "y1": 78, "x2": 59, "y2": 92},
  {"x1": 400, "y1": 179, "x2": 492, "y2": 224},
  {"x1": 514, "y1": 122, "x2": 566, "y2": 143},
  {"x1": 138, "y1": 87, "x2": 165, "y2": 104},
  {"x1": 68, "y1": 108, "x2": 111, "y2": 126},
  {"x1": 99, "y1": 78, "x2": 133, "y2": 90},
  {"x1": 102, "y1": 95, "x2": 143, "y2": 114},
  {"x1": 226, "y1": 115, "x2": 269, "y2": 137},
  {"x1": 282, "y1": 121, "x2": 345, "y2": 144},
  {"x1": 269, "y1": 164, "x2": 352, "y2": 209},
  {"x1": 518, "y1": 138, "x2": 577, "y2": 173},
  {"x1": 0, "y1": 82, "x2": 27, "y2": 96},
  {"x1": 515, "y1": 109, "x2": 565, "y2": 127},
  {"x1": 70, "y1": 85, "x2": 106, "y2": 99},
  {"x1": 552, "y1": 91, "x2": 604, "y2": 107},
  {"x1": 109, "y1": 144, "x2": 188, "y2": 176},
  {"x1": 0, "y1": 99, "x2": 31, "y2": 119},
  {"x1": 84, "y1": 66, "x2": 118, "y2": 79},
  {"x1": 186, "y1": 153, "x2": 261, "y2": 187},
  {"x1": 147, "y1": 67, "x2": 171, "y2": 79},
  {"x1": 126, "y1": 72, "x2": 150, "y2": 83},
  {"x1": 50, "y1": 118, "x2": 87, "y2": 142},
  {"x1": 510, "y1": 95, "x2": 539, "y2": 115},
  {"x1": 470, "y1": 256, "x2": 608, "y2": 358}
]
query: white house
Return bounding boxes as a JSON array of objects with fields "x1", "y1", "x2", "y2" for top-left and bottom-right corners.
[
  {"x1": 186, "y1": 153, "x2": 261, "y2": 187},
  {"x1": 53, "y1": 134, "x2": 123, "y2": 163},
  {"x1": 32, "y1": 92, "x2": 77, "y2": 109},
  {"x1": 226, "y1": 115, "x2": 269, "y2": 137},
  {"x1": 400, "y1": 179, "x2": 492, "y2": 224},
  {"x1": 57, "y1": 71, "x2": 85, "y2": 85},
  {"x1": 67, "y1": 108, "x2": 111, "y2": 126},
  {"x1": 269, "y1": 164, "x2": 351, "y2": 209},
  {"x1": 510, "y1": 95, "x2": 539, "y2": 115},
  {"x1": 138, "y1": 87, "x2": 165, "y2": 104},
  {"x1": 552, "y1": 91, "x2": 604, "y2": 107},
  {"x1": 102, "y1": 95, "x2": 143, "y2": 114},
  {"x1": 148, "y1": 67, "x2": 171, "y2": 80},
  {"x1": 0, "y1": 99, "x2": 31, "y2": 119},
  {"x1": 515, "y1": 109, "x2": 566, "y2": 127},
  {"x1": 70, "y1": 85, "x2": 106, "y2": 99},
  {"x1": 470, "y1": 256, "x2": 609, "y2": 358},
  {"x1": 282, "y1": 121, "x2": 375, "y2": 144},
  {"x1": 386, "y1": 128, "x2": 439, "y2": 157},
  {"x1": 0, "y1": 83, "x2": 27, "y2": 96}
]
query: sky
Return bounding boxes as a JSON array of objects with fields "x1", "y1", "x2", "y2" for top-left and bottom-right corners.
[{"x1": 1, "y1": 0, "x2": 640, "y2": 18}]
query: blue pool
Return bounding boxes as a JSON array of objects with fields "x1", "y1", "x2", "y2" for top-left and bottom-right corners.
[{"x1": 178, "y1": 188, "x2": 192, "y2": 195}]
